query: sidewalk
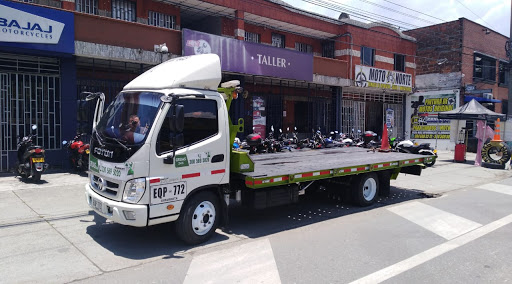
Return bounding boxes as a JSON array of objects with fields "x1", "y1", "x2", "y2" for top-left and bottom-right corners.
[{"x1": 391, "y1": 150, "x2": 512, "y2": 195}]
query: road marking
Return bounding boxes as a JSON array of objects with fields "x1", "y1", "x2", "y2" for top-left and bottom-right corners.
[
  {"x1": 349, "y1": 212, "x2": 512, "y2": 284},
  {"x1": 387, "y1": 201, "x2": 481, "y2": 240},
  {"x1": 184, "y1": 238, "x2": 281, "y2": 284},
  {"x1": 477, "y1": 183, "x2": 512, "y2": 196}
]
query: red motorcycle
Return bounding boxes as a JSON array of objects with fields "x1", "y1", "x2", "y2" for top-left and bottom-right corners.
[{"x1": 62, "y1": 133, "x2": 90, "y2": 171}]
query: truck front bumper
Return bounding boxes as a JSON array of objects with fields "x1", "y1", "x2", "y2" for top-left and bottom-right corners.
[{"x1": 85, "y1": 184, "x2": 148, "y2": 227}]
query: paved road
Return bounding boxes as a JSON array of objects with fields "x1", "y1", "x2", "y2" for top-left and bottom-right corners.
[{"x1": 1, "y1": 151, "x2": 512, "y2": 283}]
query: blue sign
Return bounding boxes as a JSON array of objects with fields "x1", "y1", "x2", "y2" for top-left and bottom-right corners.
[{"x1": 0, "y1": 0, "x2": 74, "y2": 54}]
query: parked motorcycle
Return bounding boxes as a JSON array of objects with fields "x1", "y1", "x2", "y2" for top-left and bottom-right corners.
[
  {"x1": 62, "y1": 133, "x2": 90, "y2": 171},
  {"x1": 395, "y1": 139, "x2": 437, "y2": 167},
  {"x1": 16, "y1": 125, "x2": 48, "y2": 182}
]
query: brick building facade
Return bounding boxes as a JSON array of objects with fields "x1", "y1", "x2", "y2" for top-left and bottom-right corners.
[
  {"x1": 0, "y1": 0, "x2": 417, "y2": 170},
  {"x1": 405, "y1": 18, "x2": 509, "y2": 150}
]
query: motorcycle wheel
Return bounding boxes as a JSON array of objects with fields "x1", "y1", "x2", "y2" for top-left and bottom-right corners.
[
  {"x1": 32, "y1": 171, "x2": 41, "y2": 182},
  {"x1": 423, "y1": 156, "x2": 436, "y2": 167}
]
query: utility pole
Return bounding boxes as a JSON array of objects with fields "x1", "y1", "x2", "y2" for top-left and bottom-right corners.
[{"x1": 508, "y1": 1, "x2": 512, "y2": 120}]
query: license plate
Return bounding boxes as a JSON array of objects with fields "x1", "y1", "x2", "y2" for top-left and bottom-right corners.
[
  {"x1": 32, "y1": 157, "x2": 44, "y2": 163},
  {"x1": 150, "y1": 181, "x2": 187, "y2": 205},
  {"x1": 92, "y1": 198, "x2": 103, "y2": 213}
]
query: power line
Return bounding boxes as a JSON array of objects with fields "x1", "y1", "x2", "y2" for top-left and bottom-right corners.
[
  {"x1": 380, "y1": 0, "x2": 447, "y2": 23},
  {"x1": 353, "y1": 0, "x2": 439, "y2": 25},
  {"x1": 454, "y1": 0, "x2": 496, "y2": 30}
]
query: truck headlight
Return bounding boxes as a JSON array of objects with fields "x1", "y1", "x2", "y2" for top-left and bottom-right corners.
[{"x1": 123, "y1": 178, "x2": 146, "y2": 203}]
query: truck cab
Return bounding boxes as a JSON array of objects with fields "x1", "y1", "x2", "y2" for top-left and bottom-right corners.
[{"x1": 85, "y1": 54, "x2": 234, "y2": 244}]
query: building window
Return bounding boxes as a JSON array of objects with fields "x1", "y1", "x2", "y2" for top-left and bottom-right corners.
[
  {"x1": 76, "y1": 0, "x2": 98, "y2": 15},
  {"x1": 272, "y1": 33, "x2": 285, "y2": 48},
  {"x1": 148, "y1": 11, "x2": 176, "y2": 29},
  {"x1": 394, "y1": 54, "x2": 405, "y2": 72},
  {"x1": 112, "y1": 0, "x2": 136, "y2": 22},
  {"x1": 295, "y1": 42, "x2": 313, "y2": 54},
  {"x1": 244, "y1": 32, "x2": 260, "y2": 43},
  {"x1": 322, "y1": 41, "x2": 335, "y2": 59},
  {"x1": 474, "y1": 53, "x2": 496, "y2": 82},
  {"x1": 361, "y1": 46, "x2": 375, "y2": 66},
  {"x1": 499, "y1": 61, "x2": 509, "y2": 85}
]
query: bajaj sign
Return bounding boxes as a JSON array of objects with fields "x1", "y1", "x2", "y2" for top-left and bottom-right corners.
[{"x1": 0, "y1": 3, "x2": 64, "y2": 44}]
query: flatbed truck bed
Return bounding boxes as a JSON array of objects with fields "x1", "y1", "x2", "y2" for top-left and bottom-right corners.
[{"x1": 236, "y1": 147, "x2": 432, "y2": 189}]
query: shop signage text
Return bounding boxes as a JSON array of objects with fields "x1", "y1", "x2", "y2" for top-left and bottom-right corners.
[
  {"x1": 0, "y1": 3, "x2": 64, "y2": 44},
  {"x1": 0, "y1": 0, "x2": 74, "y2": 54},
  {"x1": 182, "y1": 29, "x2": 313, "y2": 81},
  {"x1": 355, "y1": 65, "x2": 412, "y2": 92},
  {"x1": 410, "y1": 94, "x2": 456, "y2": 140}
]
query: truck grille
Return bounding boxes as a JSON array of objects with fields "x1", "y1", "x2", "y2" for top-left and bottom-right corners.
[{"x1": 90, "y1": 174, "x2": 120, "y2": 197}]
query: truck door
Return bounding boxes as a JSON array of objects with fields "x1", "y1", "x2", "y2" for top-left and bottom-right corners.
[{"x1": 148, "y1": 96, "x2": 229, "y2": 218}]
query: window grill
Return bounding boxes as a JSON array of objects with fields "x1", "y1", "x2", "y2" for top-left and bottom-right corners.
[
  {"x1": 341, "y1": 100, "x2": 365, "y2": 138},
  {"x1": 272, "y1": 33, "x2": 285, "y2": 48},
  {"x1": 322, "y1": 41, "x2": 335, "y2": 59},
  {"x1": 148, "y1": 11, "x2": 176, "y2": 29},
  {"x1": 295, "y1": 42, "x2": 313, "y2": 54},
  {"x1": 76, "y1": 0, "x2": 98, "y2": 15},
  {"x1": 112, "y1": 0, "x2": 136, "y2": 22},
  {"x1": 342, "y1": 92, "x2": 403, "y2": 104},
  {"x1": 244, "y1": 32, "x2": 260, "y2": 43},
  {"x1": 0, "y1": 54, "x2": 62, "y2": 172}
]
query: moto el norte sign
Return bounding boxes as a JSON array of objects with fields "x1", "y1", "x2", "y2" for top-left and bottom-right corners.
[{"x1": 354, "y1": 65, "x2": 412, "y2": 92}]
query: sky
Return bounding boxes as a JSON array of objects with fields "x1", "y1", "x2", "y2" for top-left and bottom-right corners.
[{"x1": 281, "y1": 0, "x2": 511, "y2": 37}]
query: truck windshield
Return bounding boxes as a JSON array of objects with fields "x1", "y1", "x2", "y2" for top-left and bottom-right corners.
[{"x1": 96, "y1": 91, "x2": 163, "y2": 145}]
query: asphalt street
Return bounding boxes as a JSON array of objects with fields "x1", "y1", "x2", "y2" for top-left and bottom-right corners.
[{"x1": 1, "y1": 150, "x2": 512, "y2": 283}]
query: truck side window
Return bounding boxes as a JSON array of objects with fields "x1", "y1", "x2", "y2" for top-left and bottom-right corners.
[{"x1": 157, "y1": 99, "x2": 219, "y2": 155}]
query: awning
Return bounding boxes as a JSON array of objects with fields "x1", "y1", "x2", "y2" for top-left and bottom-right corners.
[{"x1": 464, "y1": 95, "x2": 501, "y2": 103}]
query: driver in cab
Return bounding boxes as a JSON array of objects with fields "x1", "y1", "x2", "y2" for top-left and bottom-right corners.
[{"x1": 122, "y1": 114, "x2": 148, "y2": 143}]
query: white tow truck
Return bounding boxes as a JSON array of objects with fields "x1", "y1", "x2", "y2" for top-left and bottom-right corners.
[{"x1": 85, "y1": 54, "x2": 435, "y2": 244}]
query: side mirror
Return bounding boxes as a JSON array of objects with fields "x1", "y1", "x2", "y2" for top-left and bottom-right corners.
[
  {"x1": 169, "y1": 104, "x2": 184, "y2": 133},
  {"x1": 85, "y1": 93, "x2": 101, "y2": 101}
]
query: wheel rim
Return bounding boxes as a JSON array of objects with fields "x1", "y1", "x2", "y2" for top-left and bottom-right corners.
[
  {"x1": 489, "y1": 146, "x2": 504, "y2": 161},
  {"x1": 191, "y1": 201, "x2": 216, "y2": 236},
  {"x1": 363, "y1": 178, "x2": 377, "y2": 201}
]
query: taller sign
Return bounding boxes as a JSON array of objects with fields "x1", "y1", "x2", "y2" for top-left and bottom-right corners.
[
  {"x1": 0, "y1": 0, "x2": 74, "y2": 54},
  {"x1": 182, "y1": 29, "x2": 313, "y2": 82},
  {"x1": 354, "y1": 65, "x2": 413, "y2": 92}
]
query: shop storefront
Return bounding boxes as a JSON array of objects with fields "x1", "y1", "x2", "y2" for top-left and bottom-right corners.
[
  {"x1": 341, "y1": 65, "x2": 413, "y2": 139},
  {"x1": 0, "y1": 0, "x2": 75, "y2": 171},
  {"x1": 182, "y1": 29, "x2": 335, "y2": 139}
]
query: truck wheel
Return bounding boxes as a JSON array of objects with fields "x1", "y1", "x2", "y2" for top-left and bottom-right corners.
[
  {"x1": 176, "y1": 191, "x2": 220, "y2": 245},
  {"x1": 352, "y1": 173, "x2": 379, "y2": 206}
]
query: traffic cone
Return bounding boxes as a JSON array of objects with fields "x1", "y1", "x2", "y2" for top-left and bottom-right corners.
[
  {"x1": 379, "y1": 123, "x2": 391, "y2": 152},
  {"x1": 491, "y1": 118, "x2": 503, "y2": 142}
]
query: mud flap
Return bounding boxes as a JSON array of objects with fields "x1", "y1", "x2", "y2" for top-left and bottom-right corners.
[
  {"x1": 400, "y1": 165, "x2": 423, "y2": 176},
  {"x1": 377, "y1": 171, "x2": 391, "y2": 197}
]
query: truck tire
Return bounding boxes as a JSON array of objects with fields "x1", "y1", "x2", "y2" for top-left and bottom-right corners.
[
  {"x1": 176, "y1": 191, "x2": 220, "y2": 245},
  {"x1": 352, "y1": 173, "x2": 379, "y2": 206},
  {"x1": 481, "y1": 142, "x2": 511, "y2": 166}
]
